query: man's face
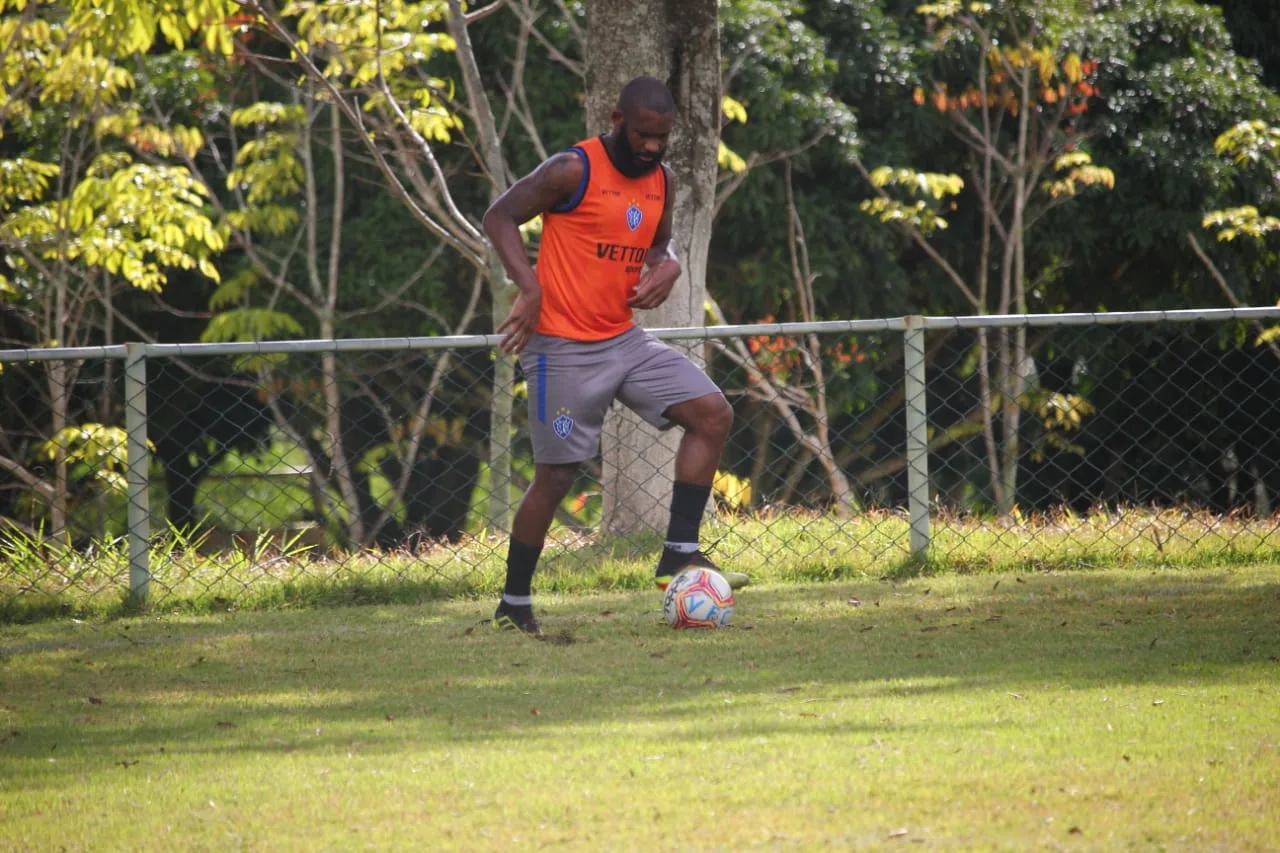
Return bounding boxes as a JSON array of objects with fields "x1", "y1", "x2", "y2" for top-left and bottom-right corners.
[{"x1": 612, "y1": 108, "x2": 673, "y2": 178}]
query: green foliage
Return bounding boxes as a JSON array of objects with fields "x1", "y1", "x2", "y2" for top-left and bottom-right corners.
[
  {"x1": 868, "y1": 166, "x2": 965, "y2": 199},
  {"x1": 1052, "y1": 0, "x2": 1280, "y2": 306},
  {"x1": 1041, "y1": 151, "x2": 1115, "y2": 199},
  {"x1": 0, "y1": 154, "x2": 224, "y2": 291},
  {"x1": 201, "y1": 308, "x2": 305, "y2": 343},
  {"x1": 1201, "y1": 120, "x2": 1280, "y2": 242},
  {"x1": 1202, "y1": 205, "x2": 1280, "y2": 242},
  {"x1": 280, "y1": 0, "x2": 460, "y2": 141},
  {"x1": 1213, "y1": 118, "x2": 1280, "y2": 164},
  {"x1": 37, "y1": 424, "x2": 132, "y2": 492}
]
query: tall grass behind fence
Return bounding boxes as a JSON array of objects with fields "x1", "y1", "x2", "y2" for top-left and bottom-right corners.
[{"x1": 4, "y1": 308, "x2": 1280, "y2": 619}]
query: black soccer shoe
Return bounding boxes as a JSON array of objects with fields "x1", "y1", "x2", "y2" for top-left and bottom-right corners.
[
  {"x1": 654, "y1": 549, "x2": 750, "y2": 591},
  {"x1": 493, "y1": 600, "x2": 543, "y2": 637}
]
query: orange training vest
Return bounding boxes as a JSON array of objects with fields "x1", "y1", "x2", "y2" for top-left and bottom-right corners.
[{"x1": 535, "y1": 136, "x2": 667, "y2": 341}]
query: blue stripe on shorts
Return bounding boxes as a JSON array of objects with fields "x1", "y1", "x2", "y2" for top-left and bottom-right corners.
[{"x1": 537, "y1": 353, "x2": 547, "y2": 424}]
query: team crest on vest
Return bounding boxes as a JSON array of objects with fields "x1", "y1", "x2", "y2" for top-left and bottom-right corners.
[
  {"x1": 552, "y1": 407, "x2": 575, "y2": 440},
  {"x1": 625, "y1": 199, "x2": 644, "y2": 232}
]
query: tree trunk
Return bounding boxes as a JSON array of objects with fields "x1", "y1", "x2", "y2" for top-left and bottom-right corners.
[
  {"x1": 306, "y1": 102, "x2": 364, "y2": 546},
  {"x1": 586, "y1": 0, "x2": 721, "y2": 535},
  {"x1": 447, "y1": 0, "x2": 516, "y2": 534},
  {"x1": 997, "y1": 64, "x2": 1035, "y2": 519},
  {"x1": 48, "y1": 358, "x2": 69, "y2": 541}
]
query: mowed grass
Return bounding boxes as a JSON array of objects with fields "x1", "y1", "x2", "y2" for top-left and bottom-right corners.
[{"x1": 2, "y1": 566, "x2": 1279, "y2": 851}]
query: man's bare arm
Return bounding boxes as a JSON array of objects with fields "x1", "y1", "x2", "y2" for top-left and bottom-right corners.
[
  {"x1": 645, "y1": 165, "x2": 680, "y2": 270},
  {"x1": 629, "y1": 165, "x2": 683, "y2": 311},
  {"x1": 482, "y1": 152, "x2": 584, "y2": 295}
]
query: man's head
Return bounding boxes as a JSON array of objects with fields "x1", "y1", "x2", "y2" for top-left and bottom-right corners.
[{"x1": 610, "y1": 76, "x2": 675, "y2": 178}]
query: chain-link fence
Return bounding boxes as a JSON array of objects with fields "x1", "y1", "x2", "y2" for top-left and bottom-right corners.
[{"x1": 4, "y1": 307, "x2": 1280, "y2": 616}]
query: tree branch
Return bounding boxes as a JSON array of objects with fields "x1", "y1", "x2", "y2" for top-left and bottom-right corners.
[
  {"x1": 852, "y1": 157, "x2": 984, "y2": 311},
  {"x1": 1187, "y1": 230, "x2": 1280, "y2": 364},
  {"x1": 714, "y1": 128, "x2": 831, "y2": 220},
  {"x1": 0, "y1": 454, "x2": 56, "y2": 502},
  {"x1": 465, "y1": 0, "x2": 506, "y2": 24},
  {"x1": 234, "y1": 0, "x2": 486, "y2": 267},
  {"x1": 509, "y1": 0, "x2": 583, "y2": 77}
]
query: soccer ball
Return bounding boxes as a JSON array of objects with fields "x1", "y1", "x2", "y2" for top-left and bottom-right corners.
[{"x1": 662, "y1": 567, "x2": 735, "y2": 629}]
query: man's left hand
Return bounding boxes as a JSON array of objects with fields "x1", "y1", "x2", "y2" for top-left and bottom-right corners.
[{"x1": 627, "y1": 260, "x2": 681, "y2": 310}]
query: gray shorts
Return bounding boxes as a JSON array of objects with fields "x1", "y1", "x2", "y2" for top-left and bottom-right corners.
[{"x1": 519, "y1": 326, "x2": 722, "y2": 464}]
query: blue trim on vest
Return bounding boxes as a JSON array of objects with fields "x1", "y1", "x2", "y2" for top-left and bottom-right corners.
[
  {"x1": 549, "y1": 147, "x2": 589, "y2": 214},
  {"x1": 536, "y1": 354, "x2": 548, "y2": 424}
]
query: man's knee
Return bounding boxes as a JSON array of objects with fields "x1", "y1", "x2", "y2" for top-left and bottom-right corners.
[
  {"x1": 695, "y1": 393, "x2": 734, "y2": 439},
  {"x1": 533, "y1": 463, "x2": 579, "y2": 498}
]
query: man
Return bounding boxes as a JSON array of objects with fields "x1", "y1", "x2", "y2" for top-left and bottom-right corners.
[{"x1": 482, "y1": 75, "x2": 748, "y2": 636}]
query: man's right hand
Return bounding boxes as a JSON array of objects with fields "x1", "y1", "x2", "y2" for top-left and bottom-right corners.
[{"x1": 497, "y1": 288, "x2": 542, "y2": 354}]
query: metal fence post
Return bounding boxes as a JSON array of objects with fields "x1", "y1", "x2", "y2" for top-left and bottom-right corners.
[
  {"x1": 124, "y1": 342, "x2": 151, "y2": 603},
  {"x1": 903, "y1": 315, "x2": 930, "y2": 558}
]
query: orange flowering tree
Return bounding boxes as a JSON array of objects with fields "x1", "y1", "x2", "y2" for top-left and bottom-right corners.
[{"x1": 855, "y1": 0, "x2": 1111, "y2": 517}]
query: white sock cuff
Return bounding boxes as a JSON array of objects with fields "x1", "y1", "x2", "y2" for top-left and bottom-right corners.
[
  {"x1": 664, "y1": 541, "x2": 699, "y2": 554},
  {"x1": 502, "y1": 594, "x2": 533, "y2": 606}
]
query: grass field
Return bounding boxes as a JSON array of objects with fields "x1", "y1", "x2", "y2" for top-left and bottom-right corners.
[{"x1": 2, "y1": 564, "x2": 1278, "y2": 850}]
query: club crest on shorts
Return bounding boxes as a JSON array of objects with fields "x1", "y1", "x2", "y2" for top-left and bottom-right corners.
[
  {"x1": 625, "y1": 200, "x2": 643, "y2": 232},
  {"x1": 552, "y1": 407, "x2": 575, "y2": 440}
]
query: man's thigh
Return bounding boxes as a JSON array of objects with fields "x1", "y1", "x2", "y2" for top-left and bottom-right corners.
[
  {"x1": 520, "y1": 334, "x2": 627, "y2": 463},
  {"x1": 613, "y1": 331, "x2": 721, "y2": 429}
]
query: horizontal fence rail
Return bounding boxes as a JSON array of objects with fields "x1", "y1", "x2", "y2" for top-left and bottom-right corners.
[{"x1": 4, "y1": 308, "x2": 1280, "y2": 617}]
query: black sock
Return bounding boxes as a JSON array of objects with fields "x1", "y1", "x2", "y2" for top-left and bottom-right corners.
[
  {"x1": 503, "y1": 538, "x2": 542, "y2": 600},
  {"x1": 665, "y1": 480, "x2": 711, "y2": 546}
]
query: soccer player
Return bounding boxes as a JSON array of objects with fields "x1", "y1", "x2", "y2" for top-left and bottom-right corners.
[{"x1": 482, "y1": 75, "x2": 749, "y2": 636}]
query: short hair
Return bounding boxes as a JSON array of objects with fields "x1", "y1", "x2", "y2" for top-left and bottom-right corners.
[{"x1": 617, "y1": 76, "x2": 676, "y2": 117}]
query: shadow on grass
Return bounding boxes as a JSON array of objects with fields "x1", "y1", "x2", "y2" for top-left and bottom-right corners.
[{"x1": 4, "y1": 566, "x2": 1279, "y2": 794}]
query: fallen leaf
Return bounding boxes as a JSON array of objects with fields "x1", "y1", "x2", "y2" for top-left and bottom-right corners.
[
  {"x1": 779, "y1": 686, "x2": 802, "y2": 694},
  {"x1": 87, "y1": 697, "x2": 103, "y2": 705},
  {"x1": 1152, "y1": 699, "x2": 1164, "y2": 706},
  {"x1": 530, "y1": 709, "x2": 540, "y2": 716},
  {"x1": 384, "y1": 715, "x2": 396, "y2": 722},
  {"x1": 888, "y1": 828, "x2": 909, "y2": 838},
  {"x1": 215, "y1": 721, "x2": 236, "y2": 729},
  {"x1": 860, "y1": 625, "x2": 875, "y2": 632},
  {"x1": 1123, "y1": 754, "x2": 1131, "y2": 761},
  {"x1": 117, "y1": 760, "x2": 139, "y2": 768},
  {"x1": 600, "y1": 611, "x2": 615, "y2": 617},
  {"x1": 921, "y1": 626, "x2": 940, "y2": 633},
  {"x1": 847, "y1": 598, "x2": 861, "y2": 607},
  {"x1": 1008, "y1": 692, "x2": 1025, "y2": 700},
  {"x1": 799, "y1": 712, "x2": 819, "y2": 718},
  {"x1": 463, "y1": 627, "x2": 474, "y2": 636},
  {"x1": 1068, "y1": 826, "x2": 1083, "y2": 835},
  {"x1": 992, "y1": 580, "x2": 1001, "y2": 590},
  {"x1": 1015, "y1": 577, "x2": 1025, "y2": 584}
]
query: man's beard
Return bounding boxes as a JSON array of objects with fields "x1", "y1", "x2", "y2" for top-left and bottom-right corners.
[{"x1": 614, "y1": 123, "x2": 665, "y2": 178}]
